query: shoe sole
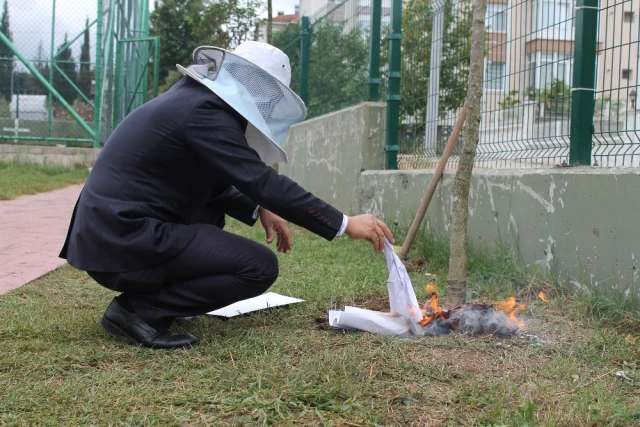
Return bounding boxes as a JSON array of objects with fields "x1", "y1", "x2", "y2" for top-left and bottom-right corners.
[{"x1": 100, "y1": 316, "x2": 196, "y2": 350}]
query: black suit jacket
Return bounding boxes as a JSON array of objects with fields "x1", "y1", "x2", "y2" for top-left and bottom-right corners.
[{"x1": 60, "y1": 77, "x2": 344, "y2": 272}]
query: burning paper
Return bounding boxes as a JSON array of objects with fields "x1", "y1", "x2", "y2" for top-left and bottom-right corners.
[
  {"x1": 329, "y1": 239, "x2": 424, "y2": 336},
  {"x1": 329, "y1": 238, "x2": 527, "y2": 337}
]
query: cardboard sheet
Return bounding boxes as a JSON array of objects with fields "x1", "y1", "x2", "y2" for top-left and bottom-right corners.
[{"x1": 207, "y1": 292, "x2": 304, "y2": 318}]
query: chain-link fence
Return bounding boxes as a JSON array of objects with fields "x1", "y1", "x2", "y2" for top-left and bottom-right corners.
[{"x1": 0, "y1": 0, "x2": 157, "y2": 148}]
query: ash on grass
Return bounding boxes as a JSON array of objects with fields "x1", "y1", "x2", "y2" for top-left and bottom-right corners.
[{"x1": 1, "y1": 221, "x2": 639, "y2": 426}]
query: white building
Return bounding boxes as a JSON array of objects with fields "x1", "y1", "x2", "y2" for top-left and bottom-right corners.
[{"x1": 256, "y1": 5, "x2": 301, "y2": 43}]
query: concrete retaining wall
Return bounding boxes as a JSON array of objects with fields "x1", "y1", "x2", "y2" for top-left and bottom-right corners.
[
  {"x1": 280, "y1": 102, "x2": 386, "y2": 214},
  {"x1": 357, "y1": 168, "x2": 640, "y2": 305},
  {"x1": 278, "y1": 102, "x2": 639, "y2": 305},
  {"x1": 0, "y1": 144, "x2": 99, "y2": 168}
]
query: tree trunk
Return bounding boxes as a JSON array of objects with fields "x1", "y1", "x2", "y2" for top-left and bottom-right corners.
[
  {"x1": 446, "y1": 0, "x2": 487, "y2": 308},
  {"x1": 267, "y1": 0, "x2": 273, "y2": 44}
]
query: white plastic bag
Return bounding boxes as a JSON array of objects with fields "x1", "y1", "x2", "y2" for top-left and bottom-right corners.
[{"x1": 328, "y1": 238, "x2": 424, "y2": 336}]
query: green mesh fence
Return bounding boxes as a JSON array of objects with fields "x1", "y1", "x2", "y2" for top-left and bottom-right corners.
[
  {"x1": 0, "y1": 0, "x2": 157, "y2": 148},
  {"x1": 399, "y1": 0, "x2": 640, "y2": 169},
  {"x1": 273, "y1": 0, "x2": 391, "y2": 119},
  {"x1": 593, "y1": 0, "x2": 640, "y2": 167},
  {"x1": 400, "y1": 0, "x2": 576, "y2": 169}
]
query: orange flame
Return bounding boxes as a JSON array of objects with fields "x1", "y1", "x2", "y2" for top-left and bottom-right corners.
[
  {"x1": 414, "y1": 285, "x2": 527, "y2": 331},
  {"x1": 538, "y1": 292, "x2": 549, "y2": 303},
  {"x1": 494, "y1": 297, "x2": 526, "y2": 329},
  {"x1": 418, "y1": 292, "x2": 447, "y2": 326},
  {"x1": 425, "y1": 283, "x2": 439, "y2": 295}
]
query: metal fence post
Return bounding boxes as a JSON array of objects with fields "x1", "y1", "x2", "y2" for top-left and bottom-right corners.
[
  {"x1": 367, "y1": 0, "x2": 382, "y2": 102},
  {"x1": 570, "y1": 0, "x2": 598, "y2": 166},
  {"x1": 300, "y1": 16, "x2": 310, "y2": 105},
  {"x1": 385, "y1": 0, "x2": 402, "y2": 169},
  {"x1": 153, "y1": 37, "x2": 160, "y2": 99},
  {"x1": 94, "y1": 0, "x2": 103, "y2": 147},
  {"x1": 47, "y1": 0, "x2": 56, "y2": 144}
]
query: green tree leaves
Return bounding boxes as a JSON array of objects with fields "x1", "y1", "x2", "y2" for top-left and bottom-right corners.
[
  {"x1": 273, "y1": 20, "x2": 369, "y2": 118},
  {"x1": 150, "y1": 0, "x2": 262, "y2": 89}
]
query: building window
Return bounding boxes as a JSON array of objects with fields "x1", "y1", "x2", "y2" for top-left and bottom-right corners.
[
  {"x1": 528, "y1": 52, "x2": 573, "y2": 91},
  {"x1": 622, "y1": 69, "x2": 632, "y2": 80},
  {"x1": 531, "y1": 0, "x2": 574, "y2": 32},
  {"x1": 486, "y1": 3, "x2": 507, "y2": 33},
  {"x1": 484, "y1": 61, "x2": 506, "y2": 91},
  {"x1": 624, "y1": 11, "x2": 634, "y2": 23}
]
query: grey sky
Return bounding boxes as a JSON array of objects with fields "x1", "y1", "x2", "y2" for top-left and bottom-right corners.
[{"x1": 8, "y1": 0, "x2": 300, "y2": 65}]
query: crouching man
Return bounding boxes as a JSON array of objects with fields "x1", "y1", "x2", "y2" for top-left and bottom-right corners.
[{"x1": 60, "y1": 41, "x2": 393, "y2": 349}]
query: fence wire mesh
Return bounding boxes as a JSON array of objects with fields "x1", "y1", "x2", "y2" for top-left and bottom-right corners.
[
  {"x1": 593, "y1": 0, "x2": 640, "y2": 166},
  {"x1": 0, "y1": 0, "x2": 156, "y2": 148},
  {"x1": 400, "y1": 0, "x2": 577, "y2": 169},
  {"x1": 274, "y1": 0, "x2": 391, "y2": 118},
  {"x1": 400, "y1": 0, "x2": 640, "y2": 169},
  {"x1": 0, "y1": 0, "x2": 99, "y2": 146}
]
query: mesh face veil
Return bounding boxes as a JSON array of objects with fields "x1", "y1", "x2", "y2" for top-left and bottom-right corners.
[{"x1": 176, "y1": 45, "x2": 307, "y2": 164}]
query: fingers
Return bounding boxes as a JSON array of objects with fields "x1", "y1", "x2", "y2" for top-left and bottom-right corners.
[
  {"x1": 265, "y1": 225, "x2": 274, "y2": 244},
  {"x1": 344, "y1": 214, "x2": 392, "y2": 253},
  {"x1": 281, "y1": 226, "x2": 292, "y2": 253},
  {"x1": 374, "y1": 219, "x2": 385, "y2": 252},
  {"x1": 275, "y1": 221, "x2": 292, "y2": 253},
  {"x1": 377, "y1": 219, "x2": 395, "y2": 244}
]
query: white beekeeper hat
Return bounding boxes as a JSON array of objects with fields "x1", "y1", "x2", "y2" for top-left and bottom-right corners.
[{"x1": 176, "y1": 41, "x2": 307, "y2": 164}]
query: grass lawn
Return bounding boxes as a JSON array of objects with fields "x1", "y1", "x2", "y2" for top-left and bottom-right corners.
[
  {"x1": 0, "y1": 161, "x2": 89, "y2": 200},
  {"x1": 1, "y1": 221, "x2": 639, "y2": 426}
]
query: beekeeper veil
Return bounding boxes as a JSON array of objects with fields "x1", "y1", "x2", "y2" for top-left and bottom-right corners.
[{"x1": 176, "y1": 41, "x2": 307, "y2": 164}]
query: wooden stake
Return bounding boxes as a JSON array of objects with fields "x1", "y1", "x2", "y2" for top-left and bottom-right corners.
[{"x1": 397, "y1": 101, "x2": 469, "y2": 261}]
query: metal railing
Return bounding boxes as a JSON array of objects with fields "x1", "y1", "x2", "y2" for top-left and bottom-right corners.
[
  {"x1": 274, "y1": 0, "x2": 392, "y2": 119},
  {"x1": 399, "y1": 0, "x2": 640, "y2": 169},
  {"x1": 0, "y1": 0, "x2": 158, "y2": 148},
  {"x1": 274, "y1": 0, "x2": 403, "y2": 167},
  {"x1": 592, "y1": 0, "x2": 640, "y2": 166},
  {"x1": 279, "y1": 0, "x2": 640, "y2": 169}
]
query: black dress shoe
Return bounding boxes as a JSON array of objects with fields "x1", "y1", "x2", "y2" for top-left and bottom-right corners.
[{"x1": 100, "y1": 298, "x2": 198, "y2": 349}]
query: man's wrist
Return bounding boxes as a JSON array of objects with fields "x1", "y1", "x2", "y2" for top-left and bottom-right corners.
[
  {"x1": 336, "y1": 214, "x2": 349, "y2": 238},
  {"x1": 252, "y1": 205, "x2": 261, "y2": 220}
]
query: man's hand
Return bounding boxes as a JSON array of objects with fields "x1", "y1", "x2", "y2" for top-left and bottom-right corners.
[
  {"x1": 259, "y1": 207, "x2": 293, "y2": 253},
  {"x1": 345, "y1": 214, "x2": 394, "y2": 252}
]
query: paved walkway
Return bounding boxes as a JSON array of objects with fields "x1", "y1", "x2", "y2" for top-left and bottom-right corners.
[{"x1": 0, "y1": 185, "x2": 82, "y2": 294}]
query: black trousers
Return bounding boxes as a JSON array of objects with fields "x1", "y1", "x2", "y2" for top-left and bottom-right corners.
[{"x1": 87, "y1": 224, "x2": 279, "y2": 330}]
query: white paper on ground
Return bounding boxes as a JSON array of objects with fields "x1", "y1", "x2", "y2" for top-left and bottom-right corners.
[
  {"x1": 329, "y1": 238, "x2": 424, "y2": 336},
  {"x1": 329, "y1": 307, "x2": 417, "y2": 336},
  {"x1": 207, "y1": 292, "x2": 305, "y2": 318}
]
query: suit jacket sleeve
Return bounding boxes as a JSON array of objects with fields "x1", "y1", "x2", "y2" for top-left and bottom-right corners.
[{"x1": 183, "y1": 99, "x2": 343, "y2": 240}]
